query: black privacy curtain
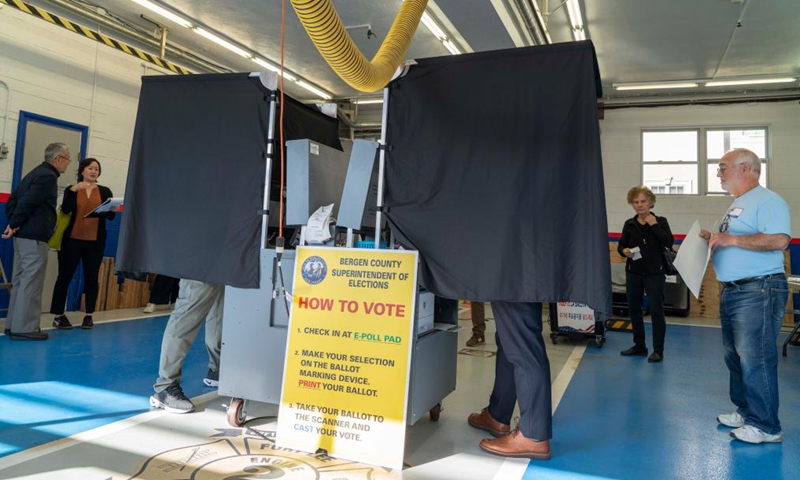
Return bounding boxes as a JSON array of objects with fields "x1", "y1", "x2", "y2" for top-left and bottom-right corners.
[
  {"x1": 117, "y1": 73, "x2": 340, "y2": 288},
  {"x1": 385, "y1": 42, "x2": 612, "y2": 317}
]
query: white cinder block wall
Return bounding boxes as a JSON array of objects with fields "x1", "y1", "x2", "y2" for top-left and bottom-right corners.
[
  {"x1": 602, "y1": 102, "x2": 800, "y2": 238},
  {"x1": 0, "y1": 6, "x2": 169, "y2": 197}
]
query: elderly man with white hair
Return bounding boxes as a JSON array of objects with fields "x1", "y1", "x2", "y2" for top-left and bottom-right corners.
[
  {"x1": 700, "y1": 148, "x2": 790, "y2": 444},
  {"x1": 4, "y1": 142, "x2": 71, "y2": 340}
]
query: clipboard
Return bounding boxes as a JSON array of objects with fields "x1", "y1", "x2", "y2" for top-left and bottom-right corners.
[{"x1": 85, "y1": 197, "x2": 123, "y2": 218}]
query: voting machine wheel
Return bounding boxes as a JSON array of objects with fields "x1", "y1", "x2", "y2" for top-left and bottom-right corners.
[
  {"x1": 595, "y1": 335, "x2": 605, "y2": 348},
  {"x1": 227, "y1": 398, "x2": 246, "y2": 427},
  {"x1": 550, "y1": 332, "x2": 559, "y2": 345},
  {"x1": 429, "y1": 403, "x2": 442, "y2": 422}
]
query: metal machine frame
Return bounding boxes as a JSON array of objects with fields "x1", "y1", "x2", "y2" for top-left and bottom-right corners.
[{"x1": 218, "y1": 76, "x2": 459, "y2": 428}]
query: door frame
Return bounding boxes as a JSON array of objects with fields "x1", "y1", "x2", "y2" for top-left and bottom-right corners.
[{"x1": 12, "y1": 111, "x2": 89, "y2": 189}]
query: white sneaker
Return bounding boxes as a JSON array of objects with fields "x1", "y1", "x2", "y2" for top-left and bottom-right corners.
[
  {"x1": 717, "y1": 411, "x2": 745, "y2": 428},
  {"x1": 143, "y1": 303, "x2": 156, "y2": 313},
  {"x1": 730, "y1": 425, "x2": 783, "y2": 444}
]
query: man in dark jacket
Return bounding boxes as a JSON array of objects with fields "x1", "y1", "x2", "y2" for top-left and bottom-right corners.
[{"x1": 3, "y1": 142, "x2": 71, "y2": 340}]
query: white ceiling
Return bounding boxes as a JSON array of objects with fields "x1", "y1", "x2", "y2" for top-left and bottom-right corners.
[{"x1": 31, "y1": 0, "x2": 800, "y2": 104}]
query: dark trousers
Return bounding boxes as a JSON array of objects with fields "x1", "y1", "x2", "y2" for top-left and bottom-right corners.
[
  {"x1": 471, "y1": 301, "x2": 486, "y2": 335},
  {"x1": 626, "y1": 272, "x2": 666, "y2": 352},
  {"x1": 487, "y1": 301, "x2": 552, "y2": 440},
  {"x1": 150, "y1": 274, "x2": 180, "y2": 304},
  {"x1": 50, "y1": 238, "x2": 104, "y2": 315}
]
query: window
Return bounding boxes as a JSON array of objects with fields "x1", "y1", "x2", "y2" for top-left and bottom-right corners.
[
  {"x1": 706, "y1": 129, "x2": 768, "y2": 193},
  {"x1": 642, "y1": 127, "x2": 768, "y2": 195},
  {"x1": 642, "y1": 130, "x2": 699, "y2": 194}
]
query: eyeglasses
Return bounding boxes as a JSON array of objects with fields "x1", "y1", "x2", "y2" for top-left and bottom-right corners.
[
  {"x1": 717, "y1": 163, "x2": 742, "y2": 173},
  {"x1": 58, "y1": 155, "x2": 71, "y2": 163}
]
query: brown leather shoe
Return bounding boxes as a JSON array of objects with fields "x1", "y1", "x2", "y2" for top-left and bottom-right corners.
[
  {"x1": 479, "y1": 428, "x2": 551, "y2": 460},
  {"x1": 468, "y1": 407, "x2": 510, "y2": 437},
  {"x1": 466, "y1": 334, "x2": 485, "y2": 347}
]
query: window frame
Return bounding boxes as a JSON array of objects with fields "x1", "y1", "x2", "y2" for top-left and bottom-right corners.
[{"x1": 640, "y1": 125, "x2": 770, "y2": 196}]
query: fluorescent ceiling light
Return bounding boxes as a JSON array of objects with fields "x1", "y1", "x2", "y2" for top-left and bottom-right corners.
[
  {"x1": 194, "y1": 28, "x2": 250, "y2": 57},
  {"x1": 355, "y1": 98, "x2": 384, "y2": 105},
  {"x1": 129, "y1": 0, "x2": 192, "y2": 28},
  {"x1": 130, "y1": 3, "x2": 321, "y2": 98},
  {"x1": 420, "y1": 12, "x2": 446, "y2": 40},
  {"x1": 705, "y1": 77, "x2": 796, "y2": 87},
  {"x1": 565, "y1": 0, "x2": 585, "y2": 42},
  {"x1": 614, "y1": 82, "x2": 699, "y2": 91},
  {"x1": 531, "y1": 0, "x2": 552, "y2": 44},
  {"x1": 443, "y1": 39, "x2": 461, "y2": 55},
  {"x1": 252, "y1": 58, "x2": 297, "y2": 81},
  {"x1": 405, "y1": 2, "x2": 460, "y2": 55},
  {"x1": 295, "y1": 80, "x2": 333, "y2": 100}
]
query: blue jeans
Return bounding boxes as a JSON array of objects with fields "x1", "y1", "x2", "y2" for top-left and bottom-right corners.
[{"x1": 719, "y1": 274, "x2": 788, "y2": 435}]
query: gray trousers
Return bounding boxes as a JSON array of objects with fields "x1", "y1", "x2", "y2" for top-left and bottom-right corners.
[
  {"x1": 154, "y1": 279, "x2": 224, "y2": 392},
  {"x1": 7, "y1": 238, "x2": 48, "y2": 333}
]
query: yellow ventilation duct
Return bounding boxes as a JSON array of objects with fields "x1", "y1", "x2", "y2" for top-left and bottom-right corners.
[{"x1": 290, "y1": 0, "x2": 428, "y2": 92}]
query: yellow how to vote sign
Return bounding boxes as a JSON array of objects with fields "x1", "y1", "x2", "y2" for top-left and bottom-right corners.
[{"x1": 276, "y1": 246, "x2": 419, "y2": 469}]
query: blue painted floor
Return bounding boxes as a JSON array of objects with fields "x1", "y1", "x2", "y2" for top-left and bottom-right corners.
[
  {"x1": 3, "y1": 317, "x2": 799, "y2": 479},
  {"x1": 524, "y1": 324, "x2": 800, "y2": 480},
  {"x1": 0, "y1": 316, "x2": 213, "y2": 458}
]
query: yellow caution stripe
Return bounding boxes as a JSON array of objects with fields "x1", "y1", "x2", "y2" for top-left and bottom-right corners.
[
  {"x1": 604, "y1": 318, "x2": 633, "y2": 332},
  {"x1": 0, "y1": 0, "x2": 190, "y2": 75}
]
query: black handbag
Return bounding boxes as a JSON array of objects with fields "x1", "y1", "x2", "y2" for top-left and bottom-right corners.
[{"x1": 662, "y1": 247, "x2": 678, "y2": 275}]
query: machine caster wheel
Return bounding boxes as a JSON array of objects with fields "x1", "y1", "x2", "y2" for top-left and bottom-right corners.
[
  {"x1": 429, "y1": 403, "x2": 442, "y2": 422},
  {"x1": 550, "y1": 333, "x2": 558, "y2": 345},
  {"x1": 595, "y1": 335, "x2": 605, "y2": 348},
  {"x1": 227, "y1": 398, "x2": 246, "y2": 427}
]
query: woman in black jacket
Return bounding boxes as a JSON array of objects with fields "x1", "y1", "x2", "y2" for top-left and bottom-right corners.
[
  {"x1": 50, "y1": 158, "x2": 116, "y2": 330},
  {"x1": 617, "y1": 186, "x2": 674, "y2": 363}
]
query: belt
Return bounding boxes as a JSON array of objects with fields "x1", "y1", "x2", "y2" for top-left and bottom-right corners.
[{"x1": 721, "y1": 273, "x2": 784, "y2": 288}]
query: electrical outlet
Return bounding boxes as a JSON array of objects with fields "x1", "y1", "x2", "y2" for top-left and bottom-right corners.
[{"x1": 0, "y1": 143, "x2": 8, "y2": 160}]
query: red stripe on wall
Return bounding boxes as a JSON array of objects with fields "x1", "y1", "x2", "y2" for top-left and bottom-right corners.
[
  {"x1": 0, "y1": 194, "x2": 124, "y2": 212},
  {"x1": 609, "y1": 233, "x2": 800, "y2": 244},
  {"x1": 0, "y1": 194, "x2": 789, "y2": 242},
  {"x1": 608, "y1": 233, "x2": 687, "y2": 242}
]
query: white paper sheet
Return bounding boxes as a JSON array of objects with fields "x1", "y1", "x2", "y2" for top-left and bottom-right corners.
[
  {"x1": 673, "y1": 220, "x2": 712, "y2": 299},
  {"x1": 84, "y1": 197, "x2": 124, "y2": 217},
  {"x1": 305, "y1": 203, "x2": 334, "y2": 243}
]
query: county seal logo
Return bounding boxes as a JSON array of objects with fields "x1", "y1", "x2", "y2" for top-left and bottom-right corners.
[{"x1": 301, "y1": 256, "x2": 327, "y2": 285}]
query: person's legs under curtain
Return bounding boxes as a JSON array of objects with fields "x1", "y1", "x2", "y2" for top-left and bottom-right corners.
[
  {"x1": 468, "y1": 328, "x2": 515, "y2": 438},
  {"x1": 154, "y1": 280, "x2": 221, "y2": 393},
  {"x1": 479, "y1": 301, "x2": 551, "y2": 460},
  {"x1": 202, "y1": 285, "x2": 225, "y2": 387},
  {"x1": 467, "y1": 301, "x2": 486, "y2": 346}
]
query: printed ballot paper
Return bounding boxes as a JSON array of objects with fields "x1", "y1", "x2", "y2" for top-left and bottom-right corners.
[
  {"x1": 673, "y1": 220, "x2": 711, "y2": 298},
  {"x1": 84, "y1": 197, "x2": 123, "y2": 218}
]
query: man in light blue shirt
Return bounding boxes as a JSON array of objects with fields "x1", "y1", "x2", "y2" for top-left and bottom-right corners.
[{"x1": 700, "y1": 148, "x2": 790, "y2": 444}]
